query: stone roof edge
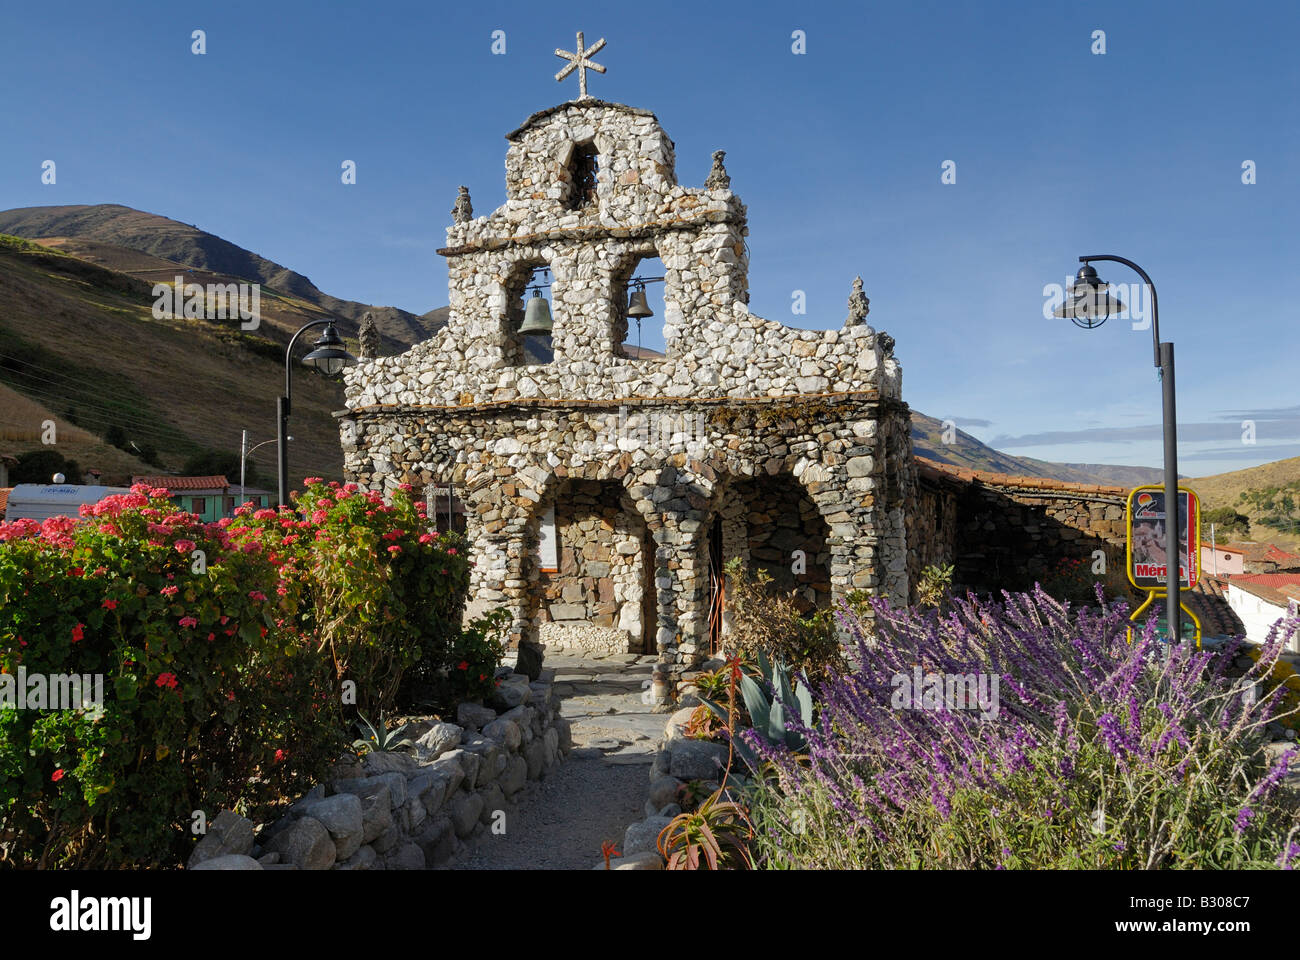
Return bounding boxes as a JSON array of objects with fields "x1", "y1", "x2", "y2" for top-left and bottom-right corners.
[
  {"x1": 340, "y1": 390, "x2": 883, "y2": 418},
  {"x1": 913, "y1": 455, "x2": 1129, "y2": 497},
  {"x1": 436, "y1": 208, "x2": 743, "y2": 258},
  {"x1": 506, "y1": 100, "x2": 659, "y2": 141}
]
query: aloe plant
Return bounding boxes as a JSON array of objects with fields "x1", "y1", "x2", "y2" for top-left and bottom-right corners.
[
  {"x1": 352, "y1": 713, "x2": 414, "y2": 754},
  {"x1": 701, "y1": 650, "x2": 814, "y2": 771}
]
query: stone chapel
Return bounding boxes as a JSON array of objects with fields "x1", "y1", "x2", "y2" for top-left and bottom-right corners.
[{"x1": 338, "y1": 94, "x2": 915, "y2": 686}]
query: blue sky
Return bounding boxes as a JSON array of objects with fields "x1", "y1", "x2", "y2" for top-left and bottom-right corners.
[{"x1": 1, "y1": 0, "x2": 1296, "y2": 475}]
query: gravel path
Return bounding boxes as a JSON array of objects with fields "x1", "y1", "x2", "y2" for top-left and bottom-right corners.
[
  {"x1": 449, "y1": 750, "x2": 649, "y2": 870},
  {"x1": 447, "y1": 653, "x2": 668, "y2": 871}
]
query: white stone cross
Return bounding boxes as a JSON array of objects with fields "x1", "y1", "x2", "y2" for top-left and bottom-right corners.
[{"x1": 554, "y1": 31, "x2": 606, "y2": 100}]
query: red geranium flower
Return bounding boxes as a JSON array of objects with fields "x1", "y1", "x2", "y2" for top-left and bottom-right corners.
[
  {"x1": 457, "y1": 660, "x2": 469, "y2": 671},
  {"x1": 102, "y1": 599, "x2": 117, "y2": 610},
  {"x1": 51, "y1": 769, "x2": 65, "y2": 782},
  {"x1": 70, "y1": 623, "x2": 85, "y2": 643}
]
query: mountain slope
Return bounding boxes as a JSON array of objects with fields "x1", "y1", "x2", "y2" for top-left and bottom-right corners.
[
  {"x1": 1189, "y1": 457, "x2": 1300, "y2": 551},
  {"x1": 0, "y1": 204, "x2": 442, "y2": 346},
  {"x1": 909, "y1": 413, "x2": 1165, "y2": 486},
  {"x1": 0, "y1": 234, "x2": 347, "y2": 483}
]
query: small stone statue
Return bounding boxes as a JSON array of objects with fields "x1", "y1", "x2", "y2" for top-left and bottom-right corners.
[
  {"x1": 358, "y1": 311, "x2": 380, "y2": 359},
  {"x1": 451, "y1": 185, "x2": 473, "y2": 224},
  {"x1": 845, "y1": 275, "x2": 870, "y2": 325},
  {"x1": 704, "y1": 150, "x2": 731, "y2": 190}
]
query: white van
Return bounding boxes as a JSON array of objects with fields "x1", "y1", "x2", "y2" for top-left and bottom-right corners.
[{"x1": 4, "y1": 484, "x2": 132, "y2": 522}]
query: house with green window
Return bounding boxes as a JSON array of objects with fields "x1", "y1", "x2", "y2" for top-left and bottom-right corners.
[{"x1": 130, "y1": 475, "x2": 274, "y2": 521}]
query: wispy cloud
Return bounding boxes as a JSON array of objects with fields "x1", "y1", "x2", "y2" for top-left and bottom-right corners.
[{"x1": 990, "y1": 418, "x2": 1300, "y2": 449}]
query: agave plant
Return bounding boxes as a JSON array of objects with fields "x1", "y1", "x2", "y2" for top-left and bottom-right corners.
[
  {"x1": 657, "y1": 787, "x2": 753, "y2": 870},
  {"x1": 351, "y1": 713, "x2": 414, "y2": 754},
  {"x1": 701, "y1": 650, "x2": 814, "y2": 772}
]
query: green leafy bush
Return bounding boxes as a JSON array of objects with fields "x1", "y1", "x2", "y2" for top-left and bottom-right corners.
[{"x1": 0, "y1": 478, "x2": 486, "y2": 868}]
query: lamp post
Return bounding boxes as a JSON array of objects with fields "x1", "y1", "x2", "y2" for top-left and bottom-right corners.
[
  {"x1": 240, "y1": 432, "x2": 287, "y2": 512},
  {"x1": 277, "y1": 321, "x2": 356, "y2": 509},
  {"x1": 1054, "y1": 255, "x2": 1182, "y2": 642}
]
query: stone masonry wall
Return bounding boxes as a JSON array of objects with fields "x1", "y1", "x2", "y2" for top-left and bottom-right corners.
[{"x1": 188, "y1": 665, "x2": 571, "y2": 871}]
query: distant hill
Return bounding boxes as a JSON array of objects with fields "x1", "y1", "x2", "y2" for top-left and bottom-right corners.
[
  {"x1": 0, "y1": 204, "x2": 441, "y2": 347},
  {"x1": 0, "y1": 234, "x2": 349, "y2": 483},
  {"x1": 1189, "y1": 457, "x2": 1300, "y2": 551},
  {"x1": 909, "y1": 412, "x2": 1165, "y2": 487}
]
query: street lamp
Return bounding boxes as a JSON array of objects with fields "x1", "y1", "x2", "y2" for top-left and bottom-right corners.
[
  {"x1": 278, "y1": 321, "x2": 356, "y2": 508},
  {"x1": 1054, "y1": 254, "x2": 1182, "y2": 642},
  {"x1": 240, "y1": 432, "x2": 289, "y2": 512}
]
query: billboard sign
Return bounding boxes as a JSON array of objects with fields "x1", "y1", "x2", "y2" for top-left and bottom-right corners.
[{"x1": 1126, "y1": 486, "x2": 1200, "y2": 591}]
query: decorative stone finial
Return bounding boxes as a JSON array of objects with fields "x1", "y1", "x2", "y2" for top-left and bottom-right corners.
[
  {"x1": 704, "y1": 150, "x2": 731, "y2": 190},
  {"x1": 358, "y1": 312, "x2": 381, "y2": 359},
  {"x1": 554, "y1": 31, "x2": 606, "y2": 99},
  {"x1": 845, "y1": 275, "x2": 870, "y2": 325},
  {"x1": 451, "y1": 185, "x2": 473, "y2": 224},
  {"x1": 877, "y1": 331, "x2": 895, "y2": 358}
]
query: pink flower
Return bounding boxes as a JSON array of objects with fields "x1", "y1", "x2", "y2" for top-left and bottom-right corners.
[
  {"x1": 102, "y1": 599, "x2": 117, "y2": 610},
  {"x1": 253, "y1": 509, "x2": 277, "y2": 520},
  {"x1": 160, "y1": 586, "x2": 179, "y2": 597},
  {"x1": 179, "y1": 616, "x2": 198, "y2": 628},
  {"x1": 387, "y1": 545, "x2": 402, "y2": 554},
  {"x1": 248, "y1": 590, "x2": 268, "y2": 602},
  {"x1": 51, "y1": 769, "x2": 65, "y2": 782}
]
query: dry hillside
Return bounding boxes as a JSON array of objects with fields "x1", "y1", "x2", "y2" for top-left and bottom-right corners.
[
  {"x1": 1189, "y1": 457, "x2": 1300, "y2": 551},
  {"x1": 0, "y1": 235, "x2": 347, "y2": 484}
]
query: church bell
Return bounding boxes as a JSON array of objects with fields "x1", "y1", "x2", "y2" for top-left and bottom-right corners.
[
  {"x1": 519, "y1": 288, "x2": 553, "y2": 335},
  {"x1": 627, "y1": 286, "x2": 654, "y2": 319}
]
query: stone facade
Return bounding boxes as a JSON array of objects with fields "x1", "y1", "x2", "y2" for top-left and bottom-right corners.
[
  {"x1": 911, "y1": 457, "x2": 1129, "y2": 594},
  {"x1": 339, "y1": 98, "x2": 913, "y2": 686}
]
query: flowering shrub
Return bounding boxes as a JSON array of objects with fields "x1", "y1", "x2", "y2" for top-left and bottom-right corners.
[
  {"x1": 0, "y1": 479, "x2": 485, "y2": 868},
  {"x1": 222, "y1": 479, "x2": 487, "y2": 715},
  {"x1": 747, "y1": 587, "x2": 1300, "y2": 869},
  {"x1": 0, "y1": 486, "x2": 343, "y2": 868}
]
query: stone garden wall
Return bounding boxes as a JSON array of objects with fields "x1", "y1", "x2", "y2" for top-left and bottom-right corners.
[
  {"x1": 911, "y1": 456, "x2": 1128, "y2": 594},
  {"x1": 188, "y1": 665, "x2": 571, "y2": 871}
]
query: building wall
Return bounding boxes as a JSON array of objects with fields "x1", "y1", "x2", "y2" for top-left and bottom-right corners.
[
  {"x1": 340, "y1": 99, "x2": 913, "y2": 675},
  {"x1": 1200, "y1": 545, "x2": 1245, "y2": 578},
  {"x1": 1227, "y1": 585, "x2": 1296, "y2": 650}
]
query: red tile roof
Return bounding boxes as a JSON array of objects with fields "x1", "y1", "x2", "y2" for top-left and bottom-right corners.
[
  {"x1": 1229, "y1": 578, "x2": 1300, "y2": 609},
  {"x1": 914, "y1": 456, "x2": 1129, "y2": 496},
  {"x1": 131, "y1": 475, "x2": 230, "y2": 492},
  {"x1": 1213, "y1": 541, "x2": 1300, "y2": 564},
  {"x1": 1229, "y1": 573, "x2": 1300, "y2": 589}
]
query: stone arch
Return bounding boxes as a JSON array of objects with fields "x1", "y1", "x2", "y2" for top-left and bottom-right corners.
[{"x1": 499, "y1": 255, "x2": 553, "y2": 367}]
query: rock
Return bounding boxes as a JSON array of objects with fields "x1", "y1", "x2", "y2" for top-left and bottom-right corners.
[
  {"x1": 665, "y1": 706, "x2": 697, "y2": 740},
  {"x1": 478, "y1": 783, "x2": 506, "y2": 824},
  {"x1": 460, "y1": 735, "x2": 502, "y2": 784},
  {"x1": 404, "y1": 795, "x2": 427, "y2": 831},
  {"x1": 649, "y1": 750, "x2": 671, "y2": 781},
  {"x1": 450, "y1": 793, "x2": 485, "y2": 837},
  {"x1": 500, "y1": 754, "x2": 528, "y2": 796},
  {"x1": 335, "y1": 844, "x2": 378, "y2": 871},
  {"x1": 362, "y1": 750, "x2": 420, "y2": 776},
  {"x1": 443, "y1": 748, "x2": 481, "y2": 790},
  {"x1": 256, "y1": 852, "x2": 280, "y2": 866},
  {"x1": 414, "y1": 816, "x2": 454, "y2": 866},
  {"x1": 623, "y1": 816, "x2": 674, "y2": 858},
  {"x1": 190, "y1": 854, "x2": 262, "y2": 871},
  {"x1": 265, "y1": 816, "x2": 337, "y2": 870},
  {"x1": 523, "y1": 739, "x2": 547, "y2": 779},
  {"x1": 648, "y1": 776, "x2": 684, "y2": 810},
  {"x1": 668, "y1": 740, "x2": 729, "y2": 780},
  {"x1": 543, "y1": 726, "x2": 560, "y2": 767},
  {"x1": 489, "y1": 674, "x2": 533, "y2": 711},
  {"x1": 415, "y1": 722, "x2": 463, "y2": 761},
  {"x1": 457, "y1": 702, "x2": 497, "y2": 731},
  {"x1": 554, "y1": 716, "x2": 573, "y2": 755},
  {"x1": 427, "y1": 755, "x2": 466, "y2": 802},
  {"x1": 658, "y1": 803, "x2": 683, "y2": 818},
  {"x1": 356, "y1": 785, "x2": 393, "y2": 843},
  {"x1": 333, "y1": 772, "x2": 407, "y2": 809},
  {"x1": 607, "y1": 851, "x2": 664, "y2": 871},
  {"x1": 299, "y1": 792, "x2": 364, "y2": 861},
  {"x1": 515, "y1": 640, "x2": 544, "y2": 681},
  {"x1": 384, "y1": 841, "x2": 426, "y2": 870},
  {"x1": 482, "y1": 717, "x2": 522, "y2": 750},
  {"x1": 371, "y1": 823, "x2": 402, "y2": 855},
  {"x1": 187, "y1": 809, "x2": 256, "y2": 868}
]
